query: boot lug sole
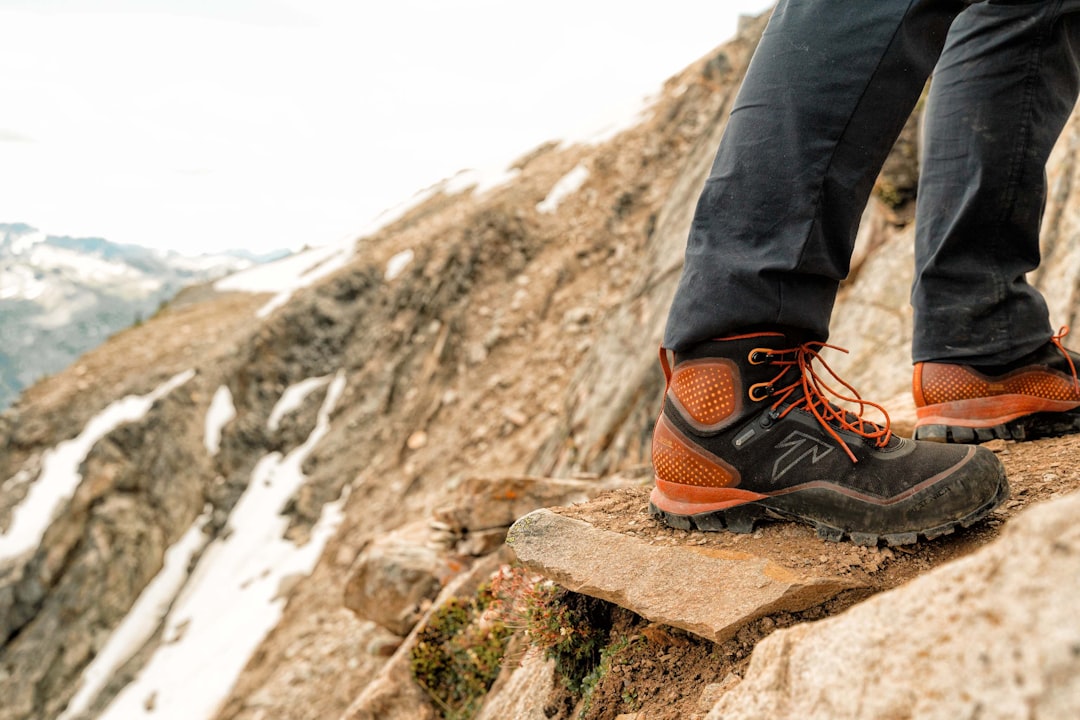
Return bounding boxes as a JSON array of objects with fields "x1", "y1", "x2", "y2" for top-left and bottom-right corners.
[
  {"x1": 648, "y1": 479, "x2": 1009, "y2": 548},
  {"x1": 914, "y1": 409, "x2": 1080, "y2": 444}
]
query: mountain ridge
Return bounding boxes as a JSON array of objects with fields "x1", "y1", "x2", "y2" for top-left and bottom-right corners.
[
  {"x1": 2, "y1": 9, "x2": 1080, "y2": 719},
  {"x1": 0, "y1": 222, "x2": 285, "y2": 411}
]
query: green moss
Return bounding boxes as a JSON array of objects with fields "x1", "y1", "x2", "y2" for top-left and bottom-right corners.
[
  {"x1": 541, "y1": 590, "x2": 613, "y2": 694},
  {"x1": 488, "y1": 566, "x2": 615, "y2": 696},
  {"x1": 410, "y1": 584, "x2": 513, "y2": 720},
  {"x1": 874, "y1": 181, "x2": 906, "y2": 209},
  {"x1": 577, "y1": 635, "x2": 638, "y2": 717}
]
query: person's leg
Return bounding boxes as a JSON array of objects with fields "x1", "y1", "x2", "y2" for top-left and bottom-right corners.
[
  {"x1": 664, "y1": 0, "x2": 968, "y2": 352},
  {"x1": 651, "y1": 0, "x2": 1008, "y2": 545},
  {"x1": 913, "y1": 0, "x2": 1080, "y2": 364},
  {"x1": 912, "y1": 1, "x2": 1080, "y2": 443}
]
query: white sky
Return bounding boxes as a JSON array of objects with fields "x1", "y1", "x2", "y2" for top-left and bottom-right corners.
[{"x1": 0, "y1": 0, "x2": 773, "y2": 256}]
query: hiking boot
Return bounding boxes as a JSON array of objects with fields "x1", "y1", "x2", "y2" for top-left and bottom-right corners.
[
  {"x1": 913, "y1": 327, "x2": 1080, "y2": 443},
  {"x1": 649, "y1": 331, "x2": 1008, "y2": 546}
]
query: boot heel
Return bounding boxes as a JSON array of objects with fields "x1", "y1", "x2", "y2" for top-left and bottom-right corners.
[{"x1": 648, "y1": 497, "x2": 768, "y2": 534}]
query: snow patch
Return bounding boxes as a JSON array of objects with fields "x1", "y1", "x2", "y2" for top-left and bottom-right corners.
[
  {"x1": 537, "y1": 164, "x2": 590, "y2": 214},
  {"x1": 567, "y1": 91, "x2": 658, "y2": 148},
  {"x1": 0, "y1": 468, "x2": 32, "y2": 494},
  {"x1": 58, "y1": 512, "x2": 212, "y2": 720},
  {"x1": 29, "y1": 243, "x2": 145, "y2": 284},
  {"x1": 213, "y1": 239, "x2": 356, "y2": 319},
  {"x1": 0, "y1": 370, "x2": 196, "y2": 565},
  {"x1": 10, "y1": 230, "x2": 46, "y2": 255},
  {"x1": 98, "y1": 371, "x2": 349, "y2": 720},
  {"x1": 442, "y1": 166, "x2": 520, "y2": 197},
  {"x1": 0, "y1": 265, "x2": 47, "y2": 301},
  {"x1": 267, "y1": 375, "x2": 331, "y2": 432},
  {"x1": 350, "y1": 164, "x2": 519, "y2": 247},
  {"x1": 168, "y1": 253, "x2": 254, "y2": 277},
  {"x1": 384, "y1": 249, "x2": 414, "y2": 282},
  {"x1": 29, "y1": 292, "x2": 97, "y2": 330},
  {"x1": 204, "y1": 386, "x2": 236, "y2": 456},
  {"x1": 354, "y1": 185, "x2": 439, "y2": 240}
]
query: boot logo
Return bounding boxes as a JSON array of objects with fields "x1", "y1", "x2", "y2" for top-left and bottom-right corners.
[{"x1": 773, "y1": 431, "x2": 834, "y2": 481}]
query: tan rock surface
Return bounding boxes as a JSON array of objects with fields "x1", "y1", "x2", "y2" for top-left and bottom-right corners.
[
  {"x1": 433, "y1": 475, "x2": 641, "y2": 533},
  {"x1": 706, "y1": 491, "x2": 1080, "y2": 720},
  {"x1": 507, "y1": 508, "x2": 861, "y2": 644},
  {"x1": 343, "y1": 519, "x2": 466, "y2": 636},
  {"x1": 474, "y1": 652, "x2": 557, "y2": 720}
]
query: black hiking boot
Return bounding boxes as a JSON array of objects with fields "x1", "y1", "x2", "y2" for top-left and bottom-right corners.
[
  {"x1": 913, "y1": 327, "x2": 1080, "y2": 443},
  {"x1": 649, "y1": 331, "x2": 1009, "y2": 546}
]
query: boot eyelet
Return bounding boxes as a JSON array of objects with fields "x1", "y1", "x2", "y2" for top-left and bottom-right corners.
[
  {"x1": 748, "y1": 349, "x2": 772, "y2": 365},
  {"x1": 748, "y1": 383, "x2": 773, "y2": 402}
]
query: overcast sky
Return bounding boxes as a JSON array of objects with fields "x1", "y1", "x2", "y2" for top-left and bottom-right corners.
[{"x1": 0, "y1": 0, "x2": 773, "y2": 256}]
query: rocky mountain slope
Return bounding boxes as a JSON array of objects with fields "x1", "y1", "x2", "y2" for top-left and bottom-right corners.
[
  {"x1": 0, "y1": 223, "x2": 281, "y2": 411},
  {"x1": 1, "y1": 10, "x2": 1079, "y2": 720}
]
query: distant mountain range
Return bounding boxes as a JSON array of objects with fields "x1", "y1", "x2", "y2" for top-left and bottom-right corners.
[{"x1": 0, "y1": 222, "x2": 286, "y2": 410}]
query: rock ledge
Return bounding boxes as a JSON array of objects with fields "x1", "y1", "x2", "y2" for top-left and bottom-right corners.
[{"x1": 507, "y1": 508, "x2": 861, "y2": 643}]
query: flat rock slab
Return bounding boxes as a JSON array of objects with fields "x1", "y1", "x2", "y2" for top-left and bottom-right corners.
[{"x1": 507, "y1": 508, "x2": 862, "y2": 644}]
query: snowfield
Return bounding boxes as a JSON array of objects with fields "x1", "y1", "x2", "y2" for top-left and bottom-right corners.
[
  {"x1": 7, "y1": 370, "x2": 352, "y2": 720},
  {"x1": 0, "y1": 371, "x2": 195, "y2": 565},
  {"x1": 91, "y1": 372, "x2": 348, "y2": 720}
]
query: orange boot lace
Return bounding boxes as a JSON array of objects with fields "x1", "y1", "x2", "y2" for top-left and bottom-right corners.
[
  {"x1": 1050, "y1": 325, "x2": 1080, "y2": 394},
  {"x1": 747, "y1": 342, "x2": 893, "y2": 463}
]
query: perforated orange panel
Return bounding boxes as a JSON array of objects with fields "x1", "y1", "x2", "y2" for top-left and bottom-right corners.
[
  {"x1": 652, "y1": 415, "x2": 739, "y2": 488},
  {"x1": 918, "y1": 363, "x2": 1080, "y2": 405},
  {"x1": 668, "y1": 359, "x2": 740, "y2": 431}
]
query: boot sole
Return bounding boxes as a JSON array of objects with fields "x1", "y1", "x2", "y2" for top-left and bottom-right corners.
[
  {"x1": 647, "y1": 478, "x2": 1009, "y2": 547},
  {"x1": 914, "y1": 408, "x2": 1080, "y2": 443}
]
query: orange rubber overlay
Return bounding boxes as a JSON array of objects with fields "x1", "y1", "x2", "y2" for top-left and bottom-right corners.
[
  {"x1": 667, "y1": 358, "x2": 742, "y2": 432},
  {"x1": 650, "y1": 485, "x2": 767, "y2": 514},
  {"x1": 915, "y1": 396, "x2": 1080, "y2": 427},
  {"x1": 651, "y1": 414, "x2": 741, "y2": 491},
  {"x1": 914, "y1": 362, "x2": 1080, "y2": 425}
]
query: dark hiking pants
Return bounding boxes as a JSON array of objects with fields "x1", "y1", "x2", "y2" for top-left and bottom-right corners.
[{"x1": 663, "y1": 0, "x2": 1080, "y2": 364}]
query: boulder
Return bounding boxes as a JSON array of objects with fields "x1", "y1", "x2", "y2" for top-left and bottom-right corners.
[
  {"x1": 432, "y1": 475, "x2": 641, "y2": 557},
  {"x1": 706, "y1": 491, "x2": 1080, "y2": 720},
  {"x1": 433, "y1": 475, "x2": 637, "y2": 534},
  {"x1": 474, "y1": 652, "x2": 557, "y2": 720},
  {"x1": 343, "y1": 520, "x2": 466, "y2": 637}
]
